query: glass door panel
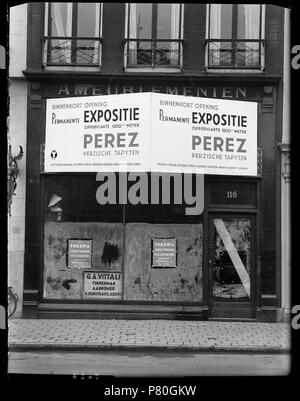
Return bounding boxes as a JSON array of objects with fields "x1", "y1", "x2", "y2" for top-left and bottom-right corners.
[{"x1": 212, "y1": 217, "x2": 251, "y2": 302}]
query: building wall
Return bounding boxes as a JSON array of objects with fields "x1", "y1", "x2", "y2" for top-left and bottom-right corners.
[
  {"x1": 182, "y1": 4, "x2": 206, "y2": 73},
  {"x1": 8, "y1": 4, "x2": 28, "y2": 318},
  {"x1": 265, "y1": 5, "x2": 284, "y2": 76},
  {"x1": 25, "y1": 3, "x2": 285, "y2": 76},
  {"x1": 19, "y1": 3, "x2": 287, "y2": 320},
  {"x1": 27, "y1": 2, "x2": 44, "y2": 71},
  {"x1": 102, "y1": 3, "x2": 125, "y2": 73}
]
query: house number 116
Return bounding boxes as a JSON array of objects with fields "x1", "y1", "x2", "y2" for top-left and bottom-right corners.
[{"x1": 227, "y1": 190, "x2": 238, "y2": 199}]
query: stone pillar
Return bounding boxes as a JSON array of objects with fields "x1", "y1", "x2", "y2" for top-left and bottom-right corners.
[
  {"x1": 279, "y1": 145, "x2": 291, "y2": 322},
  {"x1": 8, "y1": 4, "x2": 28, "y2": 318}
]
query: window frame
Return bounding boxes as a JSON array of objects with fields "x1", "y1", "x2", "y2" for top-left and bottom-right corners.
[
  {"x1": 124, "y1": 3, "x2": 184, "y2": 71},
  {"x1": 43, "y1": 2, "x2": 103, "y2": 68},
  {"x1": 205, "y1": 3, "x2": 266, "y2": 72}
]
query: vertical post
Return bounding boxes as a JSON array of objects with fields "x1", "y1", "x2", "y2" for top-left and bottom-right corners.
[
  {"x1": 152, "y1": 4, "x2": 158, "y2": 67},
  {"x1": 231, "y1": 4, "x2": 238, "y2": 67},
  {"x1": 121, "y1": 173, "x2": 127, "y2": 302},
  {"x1": 259, "y1": 5, "x2": 262, "y2": 68},
  {"x1": 71, "y1": 4, "x2": 77, "y2": 64}
]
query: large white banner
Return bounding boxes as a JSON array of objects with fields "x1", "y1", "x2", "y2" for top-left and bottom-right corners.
[
  {"x1": 45, "y1": 92, "x2": 257, "y2": 176},
  {"x1": 45, "y1": 92, "x2": 151, "y2": 172},
  {"x1": 151, "y1": 93, "x2": 257, "y2": 176}
]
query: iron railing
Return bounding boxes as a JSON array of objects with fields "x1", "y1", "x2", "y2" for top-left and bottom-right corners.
[
  {"x1": 206, "y1": 39, "x2": 265, "y2": 69},
  {"x1": 43, "y1": 37, "x2": 102, "y2": 66},
  {"x1": 124, "y1": 39, "x2": 183, "y2": 68}
]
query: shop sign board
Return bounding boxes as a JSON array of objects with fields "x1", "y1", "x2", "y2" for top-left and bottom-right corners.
[
  {"x1": 152, "y1": 238, "x2": 177, "y2": 268},
  {"x1": 45, "y1": 93, "x2": 257, "y2": 176},
  {"x1": 83, "y1": 271, "x2": 122, "y2": 299},
  {"x1": 67, "y1": 239, "x2": 92, "y2": 269}
]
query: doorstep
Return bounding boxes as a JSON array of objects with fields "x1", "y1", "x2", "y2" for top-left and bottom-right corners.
[{"x1": 36, "y1": 302, "x2": 208, "y2": 320}]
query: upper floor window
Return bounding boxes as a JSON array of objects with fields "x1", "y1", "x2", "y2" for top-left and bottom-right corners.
[
  {"x1": 43, "y1": 3, "x2": 102, "y2": 66},
  {"x1": 207, "y1": 4, "x2": 264, "y2": 69},
  {"x1": 125, "y1": 3, "x2": 183, "y2": 69}
]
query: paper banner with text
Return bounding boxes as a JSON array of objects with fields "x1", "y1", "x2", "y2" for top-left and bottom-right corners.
[{"x1": 45, "y1": 92, "x2": 257, "y2": 176}]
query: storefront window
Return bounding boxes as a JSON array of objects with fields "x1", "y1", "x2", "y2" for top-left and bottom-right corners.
[
  {"x1": 43, "y1": 174, "x2": 123, "y2": 300},
  {"x1": 125, "y1": 173, "x2": 202, "y2": 224},
  {"x1": 44, "y1": 174, "x2": 123, "y2": 223},
  {"x1": 43, "y1": 173, "x2": 203, "y2": 302},
  {"x1": 124, "y1": 173, "x2": 203, "y2": 302}
]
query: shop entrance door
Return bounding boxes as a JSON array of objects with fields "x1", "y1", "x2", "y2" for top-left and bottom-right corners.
[{"x1": 208, "y1": 214, "x2": 256, "y2": 319}]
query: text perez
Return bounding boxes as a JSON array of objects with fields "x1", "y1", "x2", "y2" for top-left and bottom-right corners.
[{"x1": 84, "y1": 131, "x2": 138, "y2": 149}]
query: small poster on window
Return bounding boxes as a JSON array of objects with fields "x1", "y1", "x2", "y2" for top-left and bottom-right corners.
[
  {"x1": 67, "y1": 239, "x2": 92, "y2": 269},
  {"x1": 83, "y1": 271, "x2": 122, "y2": 299},
  {"x1": 152, "y1": 238, "x2": 177, "y2": 268}
]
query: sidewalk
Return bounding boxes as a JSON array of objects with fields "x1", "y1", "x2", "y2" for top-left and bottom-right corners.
[{"x1": 8, "y1": 319, "x2": 291, "y2": 353}]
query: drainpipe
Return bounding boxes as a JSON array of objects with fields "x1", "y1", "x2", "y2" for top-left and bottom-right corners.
[{"x1": 278, "y1": 7, "x2": 291, "y2": 322}]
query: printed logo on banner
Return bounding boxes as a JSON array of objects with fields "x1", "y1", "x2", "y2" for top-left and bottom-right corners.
[{"x1": 51, "y1": 150, "x2": 57, "y2": 159}]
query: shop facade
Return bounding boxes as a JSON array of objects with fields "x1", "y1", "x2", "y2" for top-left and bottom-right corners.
[{"x1": 17, "y1": 3, "x2": 288, "y2": 321}]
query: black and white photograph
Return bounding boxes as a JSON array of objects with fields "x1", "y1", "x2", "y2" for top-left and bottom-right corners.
[{"x1": 4, "y1": 0, "x2": 297, "y2": 387}]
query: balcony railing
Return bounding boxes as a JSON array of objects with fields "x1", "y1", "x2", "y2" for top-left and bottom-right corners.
[
  {"x1": 124, "y1": 39, "x2": 183, "y2": 69},
  {"x1": 206, "y1": 39, "x2": 265, "y2": 69},
  {"x1": 43, "y1": 37, "x2": 102, "y2": 66}
]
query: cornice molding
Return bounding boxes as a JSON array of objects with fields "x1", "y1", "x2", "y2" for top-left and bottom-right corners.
[{"x1": 22, "y1": 69, "x2": 283, "y2": 84}]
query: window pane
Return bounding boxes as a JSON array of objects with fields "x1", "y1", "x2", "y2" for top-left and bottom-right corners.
[
  {"x1": 44, "y1": 175, "x2": 123, "y2": 223},
  {"x1": 212, "y1": 218, "x2": 251, "y2": 301},
  {"x1": 220, "y1": 4, "x2": 233, "y2": 38},
  {"x1": 208, "y1": 4, "x2": 262, "y2": 68},
  {"x1": 127, "y1": 4, "x2": 181, "y2": 67},
  {"x1": 129, "y1": 3, "x2": 180, "y2": 40},
  {"x1": 157, "y1": 4, "x2": 170, "y2": 39},
  {"x1": 50, "y1": 3, "x2": 72, "y2": 37},
  {"x1": 77, "y1": 3, "x2": 99, "y2": 37},
  {"x1": 129, "y1": 3, "x2": 152, "y2": 39},
  {"x1": 49, "y1": 38, "x2": 72, "y2": 64},
  {"x1": 157, "y1": 4, "x2": 174, "y2": 39},
  {"x1": 43, "y1": 175, "x2": 124, "y2": 300},
  {"x1": 237, "y1": 4, "x2": 260, "y2": 39},
  {"x1": 125, "y1": 173, "x2": 202, "y2": 224},
  {"x1": 75, "y1": 39, "x2": 98, "y2": 64},
  {"x1": 209, "y1": 4, "x2": 232, "y2": 39},
  {"x1": 135, "y1": 42, "x2": 152, "y2": 65},
  {"x1": 237, "y1": 5, "x2": 261, "y2": 67},
  {"x1": 210, "y1": 4, "x2": 261, "y2": 40}
]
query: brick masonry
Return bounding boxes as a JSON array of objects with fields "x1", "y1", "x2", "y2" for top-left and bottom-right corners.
[{"x1": 8, "y1": 319, "x2": 291, "y2": 352}]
